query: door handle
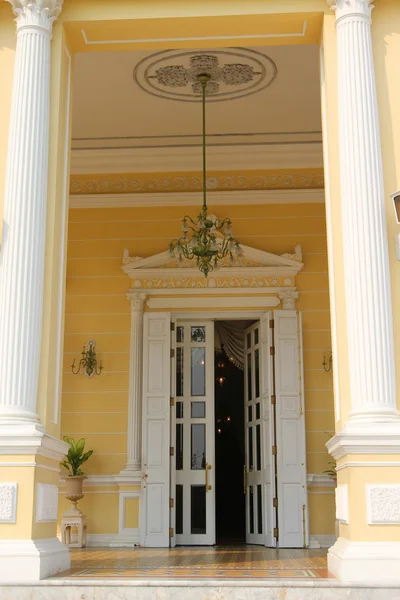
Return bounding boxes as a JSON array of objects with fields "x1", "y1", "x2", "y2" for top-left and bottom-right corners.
[
  {"x1": 205, "y1": 463, "x2": 212, "y2": 491},
  {"x1": 243, "y1": 465, "x2": 247, "y2": 495}
]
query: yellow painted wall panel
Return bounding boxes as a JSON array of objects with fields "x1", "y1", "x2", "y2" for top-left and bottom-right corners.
[
  {"x1": 62, "y1": 372, "x2": 129, "y2": 393},
  {"x1": 304, "y1": 370, "x2": 333, "y2": 391},
  {"x1": 62, "y1": 413, "x2": 127, "y2": 434},
  {"x1": 301, "y1": 254, "x2": 328, "y2": 272},
  {"x1": 67, "y1": 257, "x2": 124, "y2": 278},
  {"x1": 65, "y1": 295, "x2": 129, "y2": 315},
  {"x1": 67, "y1": 276, "x2": 128, "y2": 296},
  {"x1": 305, "y1": 410, "x2": 335, "y2": 432},
  {"x1": 125, "y1": 498, "x2": 140, "y2": 529},
  {"x1": 302, "y1": 330, "x2": 332, "y2": 351},
  {"x1": 304, "y1": 350, "x2": 331, "y2": 371},
  {"x1": 64, "y1": 314, "x2": 130, "y2": 334},
  {"x1": 296, "y1": 273, "x2": 330, "y2": 292},
  {"x1": 305, "y1": 432, "x2": 333, "y2": 454},
  {"x1": 306, "y1": 453, "x2": 332, "y2": 474},
  {"x1": 64, "y1": 333, "x2": 130, "y2": 354},
  {"x1": 302, "y1": 311, "x2": 331, "y2": 331},
  {"x1": 77, "y1": 453, "x2": 126, "y2": 475},
  {"x1": 62, "y1": 392, "x2": 128, "y2": 414},
  {"x1": 296, "y1": 292, "x2": 330, "y2": 311},
  {"x1": 308, "y1": 493, "x2": 335, "y2": 535},
  {"x1": 304, "y1": 390, "x2": 335, "y2": 411}
]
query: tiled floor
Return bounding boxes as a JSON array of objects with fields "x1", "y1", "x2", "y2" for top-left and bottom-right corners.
[{"x1": 57, "y1": 546, "x2": 330, "y2": 579}]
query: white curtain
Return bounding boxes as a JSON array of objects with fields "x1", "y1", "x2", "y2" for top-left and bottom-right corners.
[{"x1": 215, "y1": 321, "x2": 247, "y2": 370}]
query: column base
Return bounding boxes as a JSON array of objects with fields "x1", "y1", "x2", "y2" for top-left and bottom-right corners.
[
  {"x1": 0, "y1": 538, "x2": 70, "y2": 582},
  {"x1": 328, "y1": 537, "x2": 400, "y2": 583}
]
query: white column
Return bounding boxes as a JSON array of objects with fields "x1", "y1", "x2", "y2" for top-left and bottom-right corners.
[
  {"x1": 328, "y1": 0, "x2": 399, "y2": 427},
  {"x1": 0, "y1": 0, "x2": 62, "y2": 425},
  {"x1": 121, "y1": 293, "x2": 147, "y2": 474}
]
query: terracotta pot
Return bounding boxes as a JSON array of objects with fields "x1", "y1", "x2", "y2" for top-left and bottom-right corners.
[{"x1": 64, "y1": 475, "x2": 86, "y2": 510}]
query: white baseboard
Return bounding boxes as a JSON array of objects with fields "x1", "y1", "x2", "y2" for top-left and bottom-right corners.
[
  {"x1": 328, "y1": 537, "x2": 400, "y2": 583},
  {"x1": 309, "y1": 534, "x2": 336, "y2": 548},
  {"x1": 0, "y1": 537, "x2": 70, "y2": 582},
  {"x1": 58, "y1": 532, "x2": 140, "y2": 548}
]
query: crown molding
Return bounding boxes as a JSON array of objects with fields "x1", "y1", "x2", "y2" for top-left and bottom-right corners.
[
  {"x1": 69, "y1": 188, "x2": 324, "y2": 208},
  {"x1": 70, "y1": 143, "x2": 324, "y2": 175}
]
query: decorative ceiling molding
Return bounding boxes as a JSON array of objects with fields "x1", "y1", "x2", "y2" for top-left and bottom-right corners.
[
  {"x1": 69, "y1": 188, "x2": 324, "y2": 208},
  {"x1": 134, "y1": 49, "x2": 277, "y2": 103},
  {"x1": 70, "y1": 144, "x2": 324, "y2": 175},
  {"x1": 70, "y1": 169, "x2": 324, "y2": 198}
]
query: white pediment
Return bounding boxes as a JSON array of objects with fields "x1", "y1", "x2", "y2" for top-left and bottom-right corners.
[{"x1": 121, "y1": 243, "x2": 303, "y2": 297}]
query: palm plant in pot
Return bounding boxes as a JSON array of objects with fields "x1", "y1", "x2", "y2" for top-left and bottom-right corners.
[{"x1": 61, "y1": 436, "x2": 93, "y2": 514}]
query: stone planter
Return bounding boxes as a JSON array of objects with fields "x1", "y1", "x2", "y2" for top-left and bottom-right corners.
[{"x1": 64, "y1": 475, "x2": 86, "y2": 515}]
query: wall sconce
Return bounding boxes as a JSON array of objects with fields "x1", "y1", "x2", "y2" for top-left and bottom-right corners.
[
  {"x1": 217, "y1": 376, "x2": 226, "y2": 387},
  {"x1": 390, "y1": 190, "x2": 400, "y2": 260},
  {"x1": 322, "y1": 351, "x2": 333, "y2": 372},
  {"x1": 71, "y1": 340, "x2": 103, "y2": 377}
]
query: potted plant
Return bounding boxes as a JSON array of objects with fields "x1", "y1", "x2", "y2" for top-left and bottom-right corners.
[{"x1": 61, "y1": 436, "x2": 93, "y2": 513}]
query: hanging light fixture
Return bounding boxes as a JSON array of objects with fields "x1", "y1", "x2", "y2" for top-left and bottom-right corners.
[{"x1": 169, "y1": 72, "x2": 243, "y2": 278}]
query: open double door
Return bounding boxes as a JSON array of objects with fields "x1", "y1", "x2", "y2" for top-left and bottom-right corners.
[{"x1": 140, "y1": 311, "x2": 308, "y2": 548}]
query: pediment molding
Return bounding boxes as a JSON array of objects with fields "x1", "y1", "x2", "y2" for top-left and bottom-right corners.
[{"x1": 121, "y1": 243, "x2": 303, "y2": 303}]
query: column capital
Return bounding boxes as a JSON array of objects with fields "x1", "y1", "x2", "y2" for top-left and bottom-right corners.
[
  {"x1": 6, "y1": 0, "x2": 63, "y2": 33},
  {"x1": 127, "y1": 292, "x2": 147, "y2": 312},
  {"x1": 327, "y1": 0, "x2": 374, "y2": 20},
  {"x1": 279, "y1": 289, "x2": 299, "y2": 310}
]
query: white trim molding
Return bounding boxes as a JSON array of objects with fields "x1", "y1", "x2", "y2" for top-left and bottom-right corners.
[
  {"x1": 327, "y1": 427, "x2": 400, "y2": 460},
  {"x1": 119, "y1": 490, "x2": 141, "y2": 536},
  {"x1": 0, "y1": 538, "x2": 70, "y2": 582},
  {"x1": 309, "y1": 534, "x2": 336, "y2": 549},
  {"x1": 0, "y1": 425, "x2": 69, "y2": 461},
  {"x1": 57, "y1": 532, "x2": 140, "y2": 548},
  {"x1": 366, "y1": 484, "x2": 400, "y2": 525},
  {"x1": 69, "y1": 188, "x2": 325, "y2": 209},
  {"x1": 307, "y1": 473, "x2": 336, "y2": 488},
  {"x1": 328, "y1": 537, "x2": 400, "y2": 583},
  {"x1": 36, "y1": 483, "x2": 58, "y2": 523},
  {"x1": 335, "y1": 484, "x2": 349, "y2": 524}
]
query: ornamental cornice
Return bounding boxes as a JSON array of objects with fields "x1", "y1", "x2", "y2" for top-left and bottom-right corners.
[
  {"x1": 131, "y1": 275, "x2": 296, "y2": 291},
  {"x1": 7, "y1": 0, "x2": 63, "y2": 32},
  {"x1": 327, "y1": 0, "x2": 374, "y2": 20},
  {"x1": 70, "y1": 171, "x2": 324, "y2": 195}
]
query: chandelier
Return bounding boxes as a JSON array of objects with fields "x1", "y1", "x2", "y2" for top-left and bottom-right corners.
[{"x1": 169, "y1": 61, "x2": 243, "y2": 277}]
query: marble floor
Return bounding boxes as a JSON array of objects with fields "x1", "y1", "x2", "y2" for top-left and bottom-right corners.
[{"x1": 56, "y1": 546, "x2": 331, "y2": 580}]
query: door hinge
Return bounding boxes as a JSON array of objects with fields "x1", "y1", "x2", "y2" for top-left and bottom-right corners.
[
  {"x1": 170, "y1": 396, "x2": 175, "y2": 407},
  {"x1": 273, "y1": 497, "x2": 278, "y2": 508},
  {"x1": 170, "y1": 348, "x2": 175, "y2": 358},
  {"x1": 269, "y1": 319, "x2": 275, "y2": 329},
  {"x1": 273, "y1": 527, "x2": 279, "y2": 539},
  {"x1": 169, "y1": 527, "x2": 174, "y2": 538},
  {"x1": 272, "y1": 445, "x2": 277, "y2": 456},
  {"x1": 271, "y1": 395, "x2": 276, "y2": 405},
  {"x1": 170, "y1": 498, "x2": 174, "y2": 509},
  {"x1": 270, "y1": 346, "x2": 275, "y2": 356},
  {"x1": 170, "y1": 322, "x2": 175, "y2": 332},
  {"x1": 170, "y1": 446, "x2": 174, "y2": 456}
]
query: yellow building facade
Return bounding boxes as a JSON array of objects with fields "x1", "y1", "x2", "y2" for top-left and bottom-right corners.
[{"x1": 0, "y1": 0, "x2": 400, "y2": 587}]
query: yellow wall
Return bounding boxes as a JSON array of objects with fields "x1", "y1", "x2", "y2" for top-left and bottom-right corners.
[{"x1": 61, "y1": 200, "x2": 335, "y2": 536}]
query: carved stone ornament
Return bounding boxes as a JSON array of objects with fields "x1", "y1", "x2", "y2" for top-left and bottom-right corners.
[
  {"x1": 128, "y1": 292, "x2": 147, "y2": 312},
  {"x1": 279, "y1": 289, "x2": 300, "y2": 310},
  {"x1": 327, "y1": 0, "x2": 374, "y2": 20},
  {"x1": 367, "y1": 485, "x2": 400, "y2": 524},
  {"x1": 7, "y1": 0, "x2": 63, "y2": 32},
  {"x1": 0, "y1": 482, "x2": 17, "y2": 523}
]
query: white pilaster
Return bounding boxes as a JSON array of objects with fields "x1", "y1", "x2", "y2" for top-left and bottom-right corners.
[
  {"x1": 120, "y1": 293, "x2": 147, "y2": 476},
  {"x1": 328, "y1": 0, "x2": 399, "y2": 428},
  {"x1": 0, "y1": 0, "x2": 63, "y2": 426}
]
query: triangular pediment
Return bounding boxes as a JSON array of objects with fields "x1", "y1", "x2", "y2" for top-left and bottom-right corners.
[{"x1": 122, "y1": 243, "x2": 303, "y2": 273}]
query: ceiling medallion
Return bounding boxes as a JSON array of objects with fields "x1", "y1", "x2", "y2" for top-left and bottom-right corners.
[{"x1": 133, "y1": 48, "x2": 277, "y2": 103}]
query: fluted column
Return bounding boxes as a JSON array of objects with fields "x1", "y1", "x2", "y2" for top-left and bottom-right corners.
[
  {"x1": 121, "y1": 293, "x2": 147, "y2": 473},
  {"x1": 328, "y1": 0, "x2": 399, "y2": 427},
  {"x1": 0, "y1": 0, "x2": 63, "y2": 425}
]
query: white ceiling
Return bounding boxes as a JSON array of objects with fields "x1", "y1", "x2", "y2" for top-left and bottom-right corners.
[{"x1": 71, "y1": 44, "x2": 322, "y2": 171}]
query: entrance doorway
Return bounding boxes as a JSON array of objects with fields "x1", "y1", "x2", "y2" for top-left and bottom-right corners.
[{"x1": 140, "y1": 311, "x2": 309, "y2": 549}]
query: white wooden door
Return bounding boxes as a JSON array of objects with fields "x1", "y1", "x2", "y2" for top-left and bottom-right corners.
[
  {"x1": 140, "y1": 312, "x2": 171, "y2": 547},
  {"x1": 169, "y1": 317, "x2": 177, "y2": 548},
  {"x1": 274, "y1": 310, "x2": 308, "y2": 548},
  {"x1": 173, "y1": 321, "x2": 215, "y2": 545},
  {"x1": 244, "y1": 317, "x2": 276, "y2": 546}
]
